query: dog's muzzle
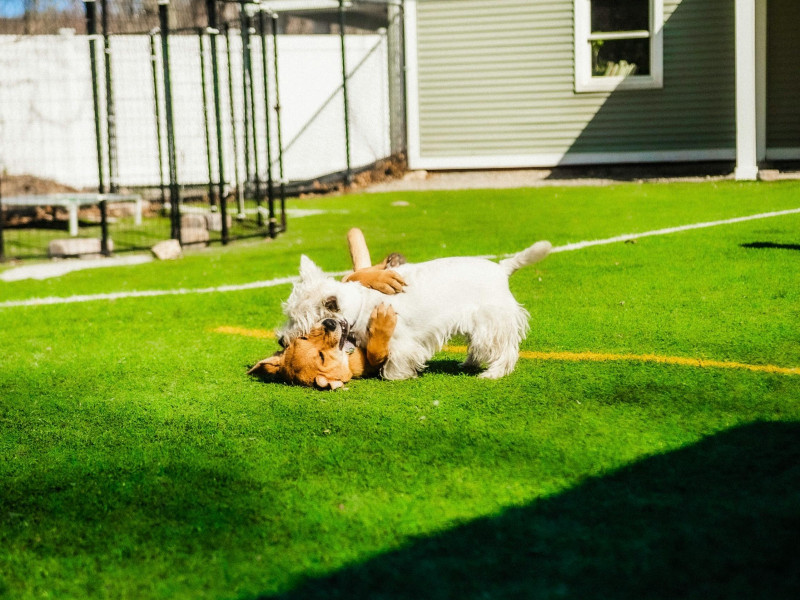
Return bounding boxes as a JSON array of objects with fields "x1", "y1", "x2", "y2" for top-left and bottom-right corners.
[{"x1": 322, "y1": 318, "x2": 352, "y2": 350}]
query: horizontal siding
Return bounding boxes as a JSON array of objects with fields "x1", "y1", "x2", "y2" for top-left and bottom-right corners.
[
  {"x1": 413, "y1": 0, "x2": 735, "y2": 163},
  {"x1": 767, "y1": 0, "x2": 800, "y2": 148}
]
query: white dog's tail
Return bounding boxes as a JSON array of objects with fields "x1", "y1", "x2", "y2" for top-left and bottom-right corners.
[{"x1": 499, "y1": 240, "x2": 552, "y2": 276}]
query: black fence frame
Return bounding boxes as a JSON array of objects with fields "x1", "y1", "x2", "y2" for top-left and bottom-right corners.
[
  {"x1": 85, "y1": 0, "x2": 287, "y2": 249},
  {"x1": 0, "y1": 0, "x2": 405, "y2": 262}
]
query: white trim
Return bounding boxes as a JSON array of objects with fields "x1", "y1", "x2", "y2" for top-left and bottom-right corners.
[
  {"x1": 734, "y1": 0, "x2": 758, "y2": 181},
  {"x1": 574, "y1": 0, "x2": 664, "y2": 93},
  {"x1": 548, "y1": 207, "x2": 800, "y2": 253},
  {"x1": 403, "y1": 0, "x2": 423, "y2": 169},
  {"x1": 409, "y1": 149, "x2": 736, "y2": 171},
  {"x1": 766, "y1": 148, "x2": 800, "y2": 160}
]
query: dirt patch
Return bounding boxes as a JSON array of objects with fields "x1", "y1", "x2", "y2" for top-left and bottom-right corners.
[
  {"x1": 298, "y1": 155, "x2": 408, "y2": 198},
  {"x1": 1, "y1": 174, "x2": 78, "y2": 197}
]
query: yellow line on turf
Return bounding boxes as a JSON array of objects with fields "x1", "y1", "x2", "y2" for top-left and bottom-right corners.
[
  {"x1": 212, "y1": 328, "x2": 799, "y2": 376},
  {"x1": 443, "y1": 346, "x2": 800, "y2": 376},
  {"x1": 213, "y1": 325, "x2": 276, "y2": 339}
]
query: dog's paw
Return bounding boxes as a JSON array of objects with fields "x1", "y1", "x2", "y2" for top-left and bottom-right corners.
[
  {"x1": 368, "y1": 303, "x2": 397, "y2": 337},
  {"x1": 383, "y1": 253, "x2": 407, "y2": 269},
  {"x1": 371, "y1": 270, "x2": 406, "y2": 295},
  {"x1": 343, "y1": 269, "x2": 406, "y2": 294}
]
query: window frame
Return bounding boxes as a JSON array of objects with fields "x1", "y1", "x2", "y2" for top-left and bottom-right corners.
[{"x1": 574, "y1": 0, "x2": 664, "y2": 93}]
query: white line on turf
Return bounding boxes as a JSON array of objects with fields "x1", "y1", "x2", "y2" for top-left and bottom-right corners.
[{"x1": 2, "y1": 207, "x2": 799, "y2": 309}]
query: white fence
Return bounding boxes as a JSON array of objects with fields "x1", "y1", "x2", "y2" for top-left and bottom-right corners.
[{"x1": 0, "y1": 31, "x2": 391, "y2": 190}]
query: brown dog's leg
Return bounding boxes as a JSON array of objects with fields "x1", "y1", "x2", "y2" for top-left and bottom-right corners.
[
  {"x1": 342, "y1": 228, "x2": 406, "y2": 293},
  {"x1": 365, "y1": 303, "x2": 397, "y2": 368},
  {"x1": 347, "y1": 228, "x2": 372, "y2": 270}
]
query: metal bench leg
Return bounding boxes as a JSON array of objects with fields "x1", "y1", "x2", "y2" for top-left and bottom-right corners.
[{"x1": 69, "y1": 205, "x2": 79, "y2": 236}]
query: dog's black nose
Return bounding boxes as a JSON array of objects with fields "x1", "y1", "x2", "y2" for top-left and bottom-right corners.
[{"x1": 322, "y1": 319, "x2": 338, "y2": 332}]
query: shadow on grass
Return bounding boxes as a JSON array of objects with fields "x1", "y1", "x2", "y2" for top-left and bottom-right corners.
[
  {"x1": 264, "y1": 421, "x2": 800, "y2": 600},
  {"x1": 741, "y1": 241, "x2": 800, "y2": 252},
  {"x1": 422, "y1": 359, "x2": 469, "y2": 377}
]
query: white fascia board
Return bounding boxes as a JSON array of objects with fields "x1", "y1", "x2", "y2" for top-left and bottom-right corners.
[{"x1": 410, "y1": 149, "x2": 736, "y2": 171}]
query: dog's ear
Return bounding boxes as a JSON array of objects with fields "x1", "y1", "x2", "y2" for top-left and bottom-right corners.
[
  {"x1": 299, "y1": 255, "x2": 325, "y2": 282},
  {"x1": 314, "y1": 375, "x2": 344, "y2": 390},
  {"x1": 248, "y1": 353, "x2": 284, "y2": 377}
]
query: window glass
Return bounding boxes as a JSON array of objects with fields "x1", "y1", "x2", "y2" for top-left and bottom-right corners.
[
  {"x1": 591, "y1": 38, "x2": 651, "y2": 76},
  {"x1": 591, "y1": 0, "x2": 649, "y2": 33},
  {"x1": 575, "y1": 0, "x2": 663, "y2": 92}
]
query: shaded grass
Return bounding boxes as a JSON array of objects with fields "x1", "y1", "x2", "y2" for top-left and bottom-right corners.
[{"x1": 1, "y1": 180, "x2": 799, "y2": 599}]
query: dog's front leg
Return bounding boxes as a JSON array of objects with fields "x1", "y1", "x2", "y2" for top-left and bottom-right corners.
[
  {"x1": 364, "y1": 303, "x2": 397, "y2": 373},
  {"x1": 343, "y1": 266, "x2": 406, "y2": 294}
]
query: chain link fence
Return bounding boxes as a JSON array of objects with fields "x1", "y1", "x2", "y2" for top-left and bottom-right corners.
[{"x1": 1, "y1": 0, "x2": 405, "y2": 261}]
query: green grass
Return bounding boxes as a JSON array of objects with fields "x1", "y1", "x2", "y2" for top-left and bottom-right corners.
[
  {"x1": 1, "y1": 203, "x2": 268, "y2": 259},
  {"x1": 1, "y1": 180, "x2": 800, "y2": 599}
]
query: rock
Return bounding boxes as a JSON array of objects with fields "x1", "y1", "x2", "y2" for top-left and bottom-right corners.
[
  {"x1": 180, "y1": 228, "x2": 210, "y2": 245},
  {"x1": 151, "y1": 239, "x2": 183, "y2": 260},
  {"x1": 181, "y1": 213, "x2": 207, "y2": 230},
  {"x1": 204, "y1": 212, "x2": 232, "y2": 232},
  {"x1": 403, "y1": 170, "x2": 428, "y2": 181},
  {"x1": 48, "y1": 237, "x2": 113, "y2": 258}
]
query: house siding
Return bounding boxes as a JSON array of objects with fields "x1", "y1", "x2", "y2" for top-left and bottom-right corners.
[
  {"x1": 766, "y1": 0, "x2": 800, "y2": 149},
  {"x1": 410, "y1": 0, "x2": 736, "y2": 167}
]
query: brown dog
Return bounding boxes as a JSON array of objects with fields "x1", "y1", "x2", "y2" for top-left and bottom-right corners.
[
  {"x1": 248, "y1": 303, "x2": 397, "y2": 390},
  {"x1": 249, "y1": 232, "x2": 406, "y2": 389}
]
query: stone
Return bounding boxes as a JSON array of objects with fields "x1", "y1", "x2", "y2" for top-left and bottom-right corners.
[
  {"x1": 402, "y1": 170, "x2": 428, "y2": 181},
  {"x1": 48, "y1": 237, "x2": 113, "y2": 258},
  {"x1": 151, "y1": 239, "x2": 183, "y2": 260},
  {"x1": 181, "y1": 213, "x2": 207, "y2": 230},
  {"x1": 204, "y1": 212, "x2": 233, "y2": 232},
  {"x1": 180, "y1": 228, "x2": 210, "y2": 245}
]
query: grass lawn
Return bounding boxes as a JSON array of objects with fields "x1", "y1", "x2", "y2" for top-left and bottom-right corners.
[{"x1": 1, "y1": 180, "x2": 799, "y2": 599}]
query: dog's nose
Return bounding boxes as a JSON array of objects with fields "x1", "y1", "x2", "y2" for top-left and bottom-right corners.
[{"x1": 322, "y1": 319, "x2": 338, "y2": 332}]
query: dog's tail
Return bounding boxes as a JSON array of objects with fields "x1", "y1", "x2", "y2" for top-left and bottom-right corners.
[{"x1": 499, "y1": 240, "x2": 552, "y2": 276}]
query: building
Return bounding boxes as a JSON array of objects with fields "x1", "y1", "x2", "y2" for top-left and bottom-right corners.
[{"x1": 403, "y1": 0, "x2": 799, "y2": 179}]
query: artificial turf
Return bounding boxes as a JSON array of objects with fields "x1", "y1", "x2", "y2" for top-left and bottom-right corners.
[{"x1": 1, "y1": 180, "x2": 799, "y2": 599}]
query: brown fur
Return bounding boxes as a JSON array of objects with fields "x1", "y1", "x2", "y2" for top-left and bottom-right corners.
[
  {"x1": 249, "y1": 249, "x2": 405, "y2": 389},
  {"x1": 248, "y1": 303, "x2": 397, "y2": 390}
]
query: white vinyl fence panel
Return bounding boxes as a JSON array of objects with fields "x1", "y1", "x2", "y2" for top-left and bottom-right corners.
[{"x1": 0, "y1": 32, "x2": 390, "y2": 189}]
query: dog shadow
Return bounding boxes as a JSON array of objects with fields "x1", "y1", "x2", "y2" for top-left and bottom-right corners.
[{"x1": 424, "y1": 359, "x2": 487, "y2": 378}]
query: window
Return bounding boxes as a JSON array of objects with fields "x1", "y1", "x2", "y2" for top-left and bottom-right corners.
[{"x1": 574, "y1": 0, "x2": 663, "y2": 92}]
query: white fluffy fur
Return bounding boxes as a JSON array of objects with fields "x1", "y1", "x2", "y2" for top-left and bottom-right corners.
[{"x1": 278, "y1": 241, "x2": 551, "y2": 380}]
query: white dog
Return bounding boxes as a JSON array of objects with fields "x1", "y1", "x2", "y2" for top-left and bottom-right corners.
[{"x1": 278, "y1": 241, "x2": 551, "y2": 380}]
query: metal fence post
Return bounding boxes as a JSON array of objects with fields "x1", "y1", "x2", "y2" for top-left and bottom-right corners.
[
  {"x1": 158, "y1": 0, "x2": 181, "y2": 244},
  {"x1": 258, "y1": 7, "x2": 276, "y2": 238},
  {"x1": 225, "y1": 23, "x2": 244, "y2": 225},
  {"x1": 240, "y1": 2, "x2": 253, "y2": 202},
  {"x1": 85, "y1": 0, "x2": 106, "y2": 194},
  {"x1": 100, "y1": 199, "x2": 110, "y2": 255},
  {"x1": 198, "y1": 28, "x2": 217, "y2": 209},
  {"x1": 100, "y1": 0, "x2": 118, "y2": 193},
  {"x1": 271, "y1": 12, "x2": 286, "y2": 231},
  {"x1": 339, "y1": 0, "x2": 352, "y2": 184},
  {"x1": 206, "y1": 0, "x2": 228, "y2": 244},
  {"x1": 149, "y1": 32, "x2": 167, "y2": 206},
  {"x1": 243, "y1": 4, "x2": 263, "y2": 229}
]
